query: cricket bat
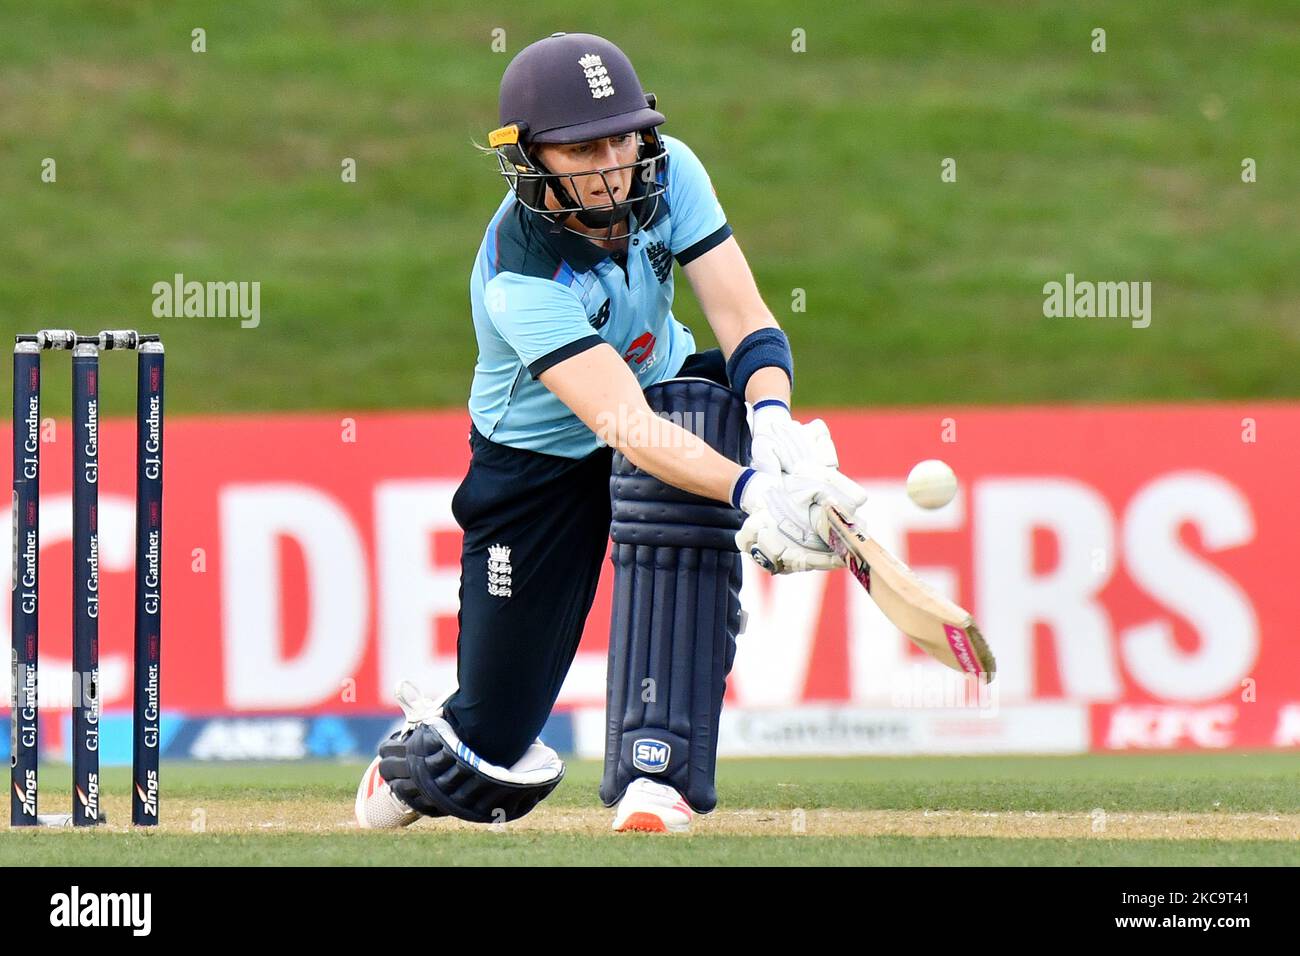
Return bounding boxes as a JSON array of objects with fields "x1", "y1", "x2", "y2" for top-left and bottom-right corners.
[{"x1": 824, "y1": 505, "x2": 996, "y2": 680}]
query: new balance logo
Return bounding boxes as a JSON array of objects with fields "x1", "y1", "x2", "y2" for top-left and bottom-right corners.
[
  {"x1": 588, "y1": 300, "x2": 611, "y2": 329},
  {"x1": 487, "y1": 544, "x2": 513, "y2": 598}
]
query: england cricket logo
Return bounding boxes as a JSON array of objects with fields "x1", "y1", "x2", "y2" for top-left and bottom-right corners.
[
  {"x1": 579, "y1": 54, "x2": 615, "y2": 99},
  {"x1": 487, "y1": 544, "x2": 513, "y2": 598},
  {"x1": 647, "y1": 241, "x2": 672, "y2": 283}
]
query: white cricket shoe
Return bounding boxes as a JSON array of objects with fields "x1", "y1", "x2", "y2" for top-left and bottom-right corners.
[
  {"x1": 353, "y1": 680, "x2": 448, "y2": 830},
  {"x1": 612, "y1": 778, "x2": 693, "y2": 834},
  {"x1": 354, "y1": 754, "x2": 420, "y2": 830}
]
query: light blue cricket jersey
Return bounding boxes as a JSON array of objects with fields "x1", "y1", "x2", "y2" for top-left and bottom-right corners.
[{"x1": 467, "y1": 134, "x2": 732, "y2": 458}]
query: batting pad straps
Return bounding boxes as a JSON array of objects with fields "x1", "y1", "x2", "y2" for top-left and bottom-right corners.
[
  {"x1": 378, "y1": 718, "x2": 564, "y2": 823},
  {"x1": 725, "y1": 327, "x2": 793, "y2": 398}
]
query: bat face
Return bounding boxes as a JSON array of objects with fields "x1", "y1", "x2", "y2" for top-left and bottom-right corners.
[{"x1": 825, "y1": 505, "x2": 996, "y2": 680}]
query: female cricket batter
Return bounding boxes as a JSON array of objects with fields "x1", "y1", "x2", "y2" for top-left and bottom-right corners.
[{"x1": 356, "y1": 32, "x2": 864, "y2": 833}]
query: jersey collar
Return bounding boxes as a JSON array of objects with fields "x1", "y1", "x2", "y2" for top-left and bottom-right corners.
[{"x1": 536, "y1": 214, "x2": 612, "y2": 272}]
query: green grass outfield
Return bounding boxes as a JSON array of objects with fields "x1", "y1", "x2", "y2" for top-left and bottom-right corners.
[
  {"x1": 0, "y1": 1, "x2": 1296, "y2": 415},
  {"x1": 4, "y1": 754, "x2": 1298, "y2": 865}
]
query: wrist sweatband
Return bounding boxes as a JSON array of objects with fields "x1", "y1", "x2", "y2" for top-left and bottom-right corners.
[
  {"x1": 726, "y1": 328, "x2": 793, "y2": 398},
  {"x1": 730, "y1": 467, "x2": 757, "y2": 510},
  {"x1": 752, "y1": 398, "x2": 789, "y2": 413}
]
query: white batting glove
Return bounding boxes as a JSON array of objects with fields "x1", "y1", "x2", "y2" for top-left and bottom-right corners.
[
  {"x1": 734, "y1": 465, "x2": 865, "y2": 574},
  {"x1": 750, "y1": 399, "x2": 840, "y2": 477}
]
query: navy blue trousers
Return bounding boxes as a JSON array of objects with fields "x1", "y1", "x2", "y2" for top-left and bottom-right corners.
[{"x1": 442, "y1": 350, "x2": 730, "y2": 766}]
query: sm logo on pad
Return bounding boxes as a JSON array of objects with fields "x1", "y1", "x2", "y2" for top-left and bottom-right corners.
[{"x1": 632, "y1": 738, "x2": 671, "y2": 773}]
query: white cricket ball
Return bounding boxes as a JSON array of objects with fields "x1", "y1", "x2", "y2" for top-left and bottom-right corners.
[{"x1": 906, "y1": 459, "x2": 957, "y2": 509}]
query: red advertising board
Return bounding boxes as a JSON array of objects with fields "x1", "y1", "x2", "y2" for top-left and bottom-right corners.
[{"x1": 3, "y1": 404, "x2": 1297, "y2": 751}]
